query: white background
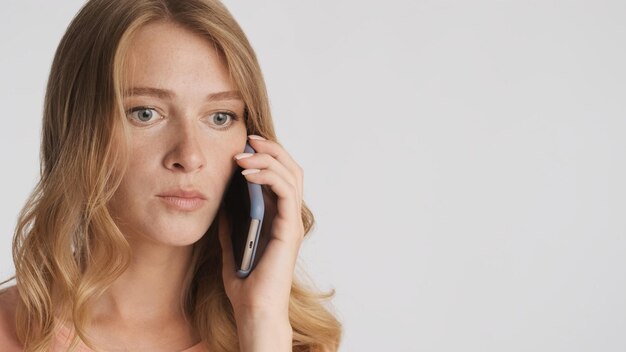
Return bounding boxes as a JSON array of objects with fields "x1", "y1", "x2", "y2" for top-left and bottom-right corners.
[{"x1": 1, "y1": 1, "x2": 625, "y2": 351}]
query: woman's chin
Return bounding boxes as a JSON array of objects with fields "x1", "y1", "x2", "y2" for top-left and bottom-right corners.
[
  {"x1": 126, "y1": 223, "x2": 210, "y2": 248},
  {"x1": 154, "y1": 230, "x2": 208, "y2": 247}
]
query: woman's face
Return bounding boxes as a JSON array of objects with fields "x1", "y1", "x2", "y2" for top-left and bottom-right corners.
[{"x1": 108, "y1": 21, "x2": 247, "y2": 247}]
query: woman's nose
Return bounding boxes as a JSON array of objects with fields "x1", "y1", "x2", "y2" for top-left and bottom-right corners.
[{"x1": 162, "y1": 121, "x2": 206, "y2": 173}]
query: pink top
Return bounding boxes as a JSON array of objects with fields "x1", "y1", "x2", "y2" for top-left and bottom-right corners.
[{"x1": 51, "y1": 320, "x2": 207, "y2": 352}]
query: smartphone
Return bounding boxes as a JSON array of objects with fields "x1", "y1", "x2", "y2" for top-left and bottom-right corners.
[{"x1": 223, "y1": 142, "x2": 265, "y2": 278}]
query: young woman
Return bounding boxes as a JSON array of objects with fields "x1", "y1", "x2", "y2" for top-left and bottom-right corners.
[{"x1": 0, "y1": 0, "x2": 341, "y2": 351}]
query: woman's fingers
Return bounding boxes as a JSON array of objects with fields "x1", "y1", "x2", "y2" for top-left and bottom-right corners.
[
  {"x1": 239, "y1": 167, "x2": 302, "y2": 243},
  {"x1": 244, "y1": 136, "x2": 303, "y2": 204},
  {"x1": 234, "y1": 152, "x2": 299, "y2": 204},
  {"x1": 234, "y1": 135, "x2": 305, "y2": 254},
  {"x1": 219, "y1": 135, "x2": 305, "y2": 317}
]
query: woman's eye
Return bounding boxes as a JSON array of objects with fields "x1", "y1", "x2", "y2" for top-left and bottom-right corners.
[
  {"x1": 211, "y1": 111, "x2": 237, "y2": 127},
  {"x1": 127, "y1": 107, "x2": 161, "y2": 123}
]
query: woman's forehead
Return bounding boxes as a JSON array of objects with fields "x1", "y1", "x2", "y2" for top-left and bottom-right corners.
[{"x1": 121, "y1": 23, "x2": 236, "y2": 99}]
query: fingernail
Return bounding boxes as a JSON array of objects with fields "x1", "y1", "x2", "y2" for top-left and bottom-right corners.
[
  {"x1": 241, "y1": 169, "x2": 261, "y2": 175},
  {"x1": 234, "y1": 153, "x2": 253, "y2": 160},
  {"x1": 248, "y1": 134, "x2": 266, "y2": 140}
]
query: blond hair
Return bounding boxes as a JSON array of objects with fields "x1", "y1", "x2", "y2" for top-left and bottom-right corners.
[{"x1": 2, "y1": 0, "x2": 341, "y2": 350}]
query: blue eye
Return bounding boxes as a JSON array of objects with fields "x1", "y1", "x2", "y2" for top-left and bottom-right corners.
[
  {"x1": 213, "y1": 111, "x2": 232, "y2": 126},
  {"x1": 125, "y1": 106, "x2": 239, "y2": 129},
  {"x1": 127, "y1": 106, "x2": 161, "y2": 123}
]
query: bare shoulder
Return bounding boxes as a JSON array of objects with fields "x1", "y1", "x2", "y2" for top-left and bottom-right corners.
[{"x1": 0, "y1": 285, "x2": 23, "y2": 351}]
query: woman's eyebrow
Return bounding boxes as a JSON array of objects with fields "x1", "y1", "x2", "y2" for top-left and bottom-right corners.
[{"x1": 123, "y1": 87, "x2": 243, "y2": 101}]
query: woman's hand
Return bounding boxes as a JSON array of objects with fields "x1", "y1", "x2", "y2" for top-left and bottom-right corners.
[{"x1": 218, "y1": 134, "x2": 305, "y2": 351}]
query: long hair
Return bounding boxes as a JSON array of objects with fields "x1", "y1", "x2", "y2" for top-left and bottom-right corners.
[{"x1": 2, "y1": 0, "x2": 341, "y2": 351}]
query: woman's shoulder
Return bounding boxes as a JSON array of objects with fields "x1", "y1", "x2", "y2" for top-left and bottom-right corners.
[{"x1": 0, "y1": 285, "x2": 23, "y2": 351}]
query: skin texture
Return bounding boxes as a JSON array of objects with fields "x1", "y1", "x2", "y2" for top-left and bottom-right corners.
[
  {"x1": 0, "y1": 287, "x2": 20, "y2": 351},
  {"x1": 92, "y1": 20, "x2": 303, "y2": 351},
  {"x1": 91, "y1": 20, "x2": 249, "y2": 351},
  {"x1": 0, "y1": 19, "x2": 304, "y2": 352}
]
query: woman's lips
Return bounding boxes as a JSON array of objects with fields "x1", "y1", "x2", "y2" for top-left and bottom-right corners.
[{"x1": 158, "y1": 196, "x2": 206, "y2": 211}]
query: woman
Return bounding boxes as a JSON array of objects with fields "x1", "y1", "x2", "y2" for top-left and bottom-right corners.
[{"x1": 0, "y1": 0, "x2": 341, "y2": 351}]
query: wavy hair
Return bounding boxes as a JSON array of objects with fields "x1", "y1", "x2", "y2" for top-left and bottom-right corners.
[{"x1": 1, "y1": 0, "x2": 341, "y2": 351}]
